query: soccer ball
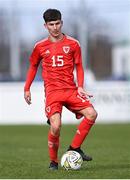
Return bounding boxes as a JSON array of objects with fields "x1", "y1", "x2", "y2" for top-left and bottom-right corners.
[{"x1": 61, "y1": 150, "x2": 83, "y2": 170}]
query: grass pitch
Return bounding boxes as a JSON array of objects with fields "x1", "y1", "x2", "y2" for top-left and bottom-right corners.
[{"x1": 0, "y1": 124, "x2": 130, "y2": 179}]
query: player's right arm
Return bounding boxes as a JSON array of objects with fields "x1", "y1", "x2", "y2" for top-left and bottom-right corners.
[{"x1": 24, "y1": 44, "x2": 41, "y2": 105}]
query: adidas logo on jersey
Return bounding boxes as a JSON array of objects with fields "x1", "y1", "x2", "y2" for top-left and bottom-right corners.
[{"x1": 45, "y1": 50, "x2": 50, "y2": 54}]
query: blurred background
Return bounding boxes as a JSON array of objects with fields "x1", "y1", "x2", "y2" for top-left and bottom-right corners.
[{"x1": 0, "y1": 0, "x2": 130, "y2": 124}]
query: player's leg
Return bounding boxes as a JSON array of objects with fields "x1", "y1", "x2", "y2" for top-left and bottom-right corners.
[
  {"x1": 48, "y1": 113, "x2": 61, "y2": 170},
  {"x1": 71, "y1": 107, "x2": 97, "y2": 147},
  {"x1": 66, "y1": 89, "x2": 97, "y2": 161},
  {"x1": 69, "y1": 107, "x2": 97, "y2": 161},
  {"x1": 45, "y1": 90, "x2": 63, "y2": 169}
]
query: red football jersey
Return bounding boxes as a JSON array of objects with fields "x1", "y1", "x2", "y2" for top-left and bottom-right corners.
[{"x1": 29, "y1": 35, "x2": 82, "y2": 94}]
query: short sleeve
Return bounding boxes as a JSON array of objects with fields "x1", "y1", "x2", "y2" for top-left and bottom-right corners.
[
  {"x1": 29, "y1": 44, "x2": 41, "y2": 66},
  {"x1": 74, "y1": 42, "x2": 82, "y2": 64}
]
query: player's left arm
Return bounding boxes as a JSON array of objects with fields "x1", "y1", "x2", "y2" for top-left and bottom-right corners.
[
  {"x1": 74, "y1": 42, "x2": 93, "y2": 98},
  {"x1": 76, "y1": 62, "x2": 93, "y2": 98}
]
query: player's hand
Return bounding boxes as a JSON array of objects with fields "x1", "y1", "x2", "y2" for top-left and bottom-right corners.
[
  {"x1": 24, "y1": 91, "x2": 32, "y2": 105},
  {"x1": 78, "y1": 87, "x2": 93, "y2": 99}
]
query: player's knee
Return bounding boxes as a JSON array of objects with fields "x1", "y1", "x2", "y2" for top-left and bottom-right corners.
[
  {"x1": 51, "y1": 123, "x2": 61, "y2": 136},
  {"x1": 50, "y1": 113, "x2": 61, "y2": 136},
  {"x1": 86, "y1": 108, "x2": 98, "y2": 121}
]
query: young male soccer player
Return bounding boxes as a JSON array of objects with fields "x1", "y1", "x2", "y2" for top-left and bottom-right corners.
[{"x1": 24, "y1": 9, "x2": 97, "y2": 170}]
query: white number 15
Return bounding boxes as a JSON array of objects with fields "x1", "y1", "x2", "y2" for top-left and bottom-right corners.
[{"x1": 51, "y1": 55, "x2": 64, "y2": 67}]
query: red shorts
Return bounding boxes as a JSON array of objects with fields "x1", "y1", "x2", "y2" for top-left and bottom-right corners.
[{"x1": 45, "y1": 89, "x2": 93, "y2": 119}]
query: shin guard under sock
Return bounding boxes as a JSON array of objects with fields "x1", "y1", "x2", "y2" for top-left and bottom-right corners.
[
  {"x1": 71, "y1": 118, "x2": 95, "y2": 148},
  {"x1": 48, "y1": 131, "x2": 59, "y2": 162}
]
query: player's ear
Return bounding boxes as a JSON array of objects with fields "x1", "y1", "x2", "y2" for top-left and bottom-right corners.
[
  {"x1": 61, "y1": 20, "x2": 63, "y2": 26},
  {"x1": 44, "y1": 23, "x2": 47, "y2": 29}
]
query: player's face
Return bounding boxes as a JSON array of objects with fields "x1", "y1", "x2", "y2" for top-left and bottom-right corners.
[{"x1": 44, "y1": 20, "x2": 63, "y2": 38}]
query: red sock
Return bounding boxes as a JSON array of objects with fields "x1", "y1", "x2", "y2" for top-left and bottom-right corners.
[
  {"x1": 71, "y1": 118, "x2": 95, "y2": 148},
  {"x1": 48, "y1": 131, "x2": 59, "y2": 163}
]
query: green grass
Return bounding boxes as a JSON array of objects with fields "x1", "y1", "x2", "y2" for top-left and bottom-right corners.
[{"x1": 0, "y1": 124, "x2": 130, "y2": 179}]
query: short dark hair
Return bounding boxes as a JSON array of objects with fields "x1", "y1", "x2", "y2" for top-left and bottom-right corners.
[{"x1": 43, "y1": 9, "x2": 62, "y2": 23}]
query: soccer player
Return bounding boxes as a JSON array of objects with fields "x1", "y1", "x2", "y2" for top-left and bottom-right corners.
[{"x1": 24, "y1": 9, "x2": 97, "y2": 170}]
